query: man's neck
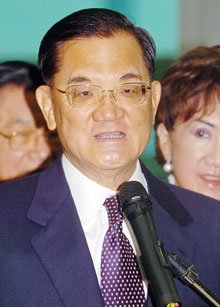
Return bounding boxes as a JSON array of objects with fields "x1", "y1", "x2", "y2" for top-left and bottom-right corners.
[{"x1": 63, "y1": 153, "x2": 138, "y2": 191}]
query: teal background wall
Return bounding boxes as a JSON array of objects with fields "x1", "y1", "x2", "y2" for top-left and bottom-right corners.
[
  {"x1": 1, "y1": 0, "x2": 180, "y2": 61},
  {"x1": 1, "y1": 0, "x2": 180, "y2": 179}
]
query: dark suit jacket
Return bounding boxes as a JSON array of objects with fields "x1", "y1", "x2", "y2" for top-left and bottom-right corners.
[{"x1": 1, "y1": 157, "x2": 220, "y2": 306}]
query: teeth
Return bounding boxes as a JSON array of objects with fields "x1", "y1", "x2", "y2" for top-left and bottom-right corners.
[
  {"x1": 201, "y1": 175, "x2": 220, "y2": 181},
  {"x1": 97, "y1": 134, "x2": 124, "y2": 139}
]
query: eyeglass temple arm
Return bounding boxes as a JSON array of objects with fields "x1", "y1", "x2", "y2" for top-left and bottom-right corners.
[
  {"x1": 0, "y1": 131, "x2": 10, "y2": 139},
  {"x1": 53, "y1": 87, "x2": 66, "y2": 94}
]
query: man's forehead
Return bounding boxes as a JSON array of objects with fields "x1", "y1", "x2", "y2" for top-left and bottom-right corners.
[
  {"x1": 58, "y1": 32, "x2": 143, "y2": 63},
  {"x1": 54, "y1": 33, "x2": 149, "y2": 85},
  {"x1": 60, "y1": 30, "x2": 135, "y2": 47}
]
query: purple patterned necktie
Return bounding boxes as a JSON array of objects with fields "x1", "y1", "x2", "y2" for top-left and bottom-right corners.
[{"x1": 101, "y1": 195, "x2": 146, "y2": 306}]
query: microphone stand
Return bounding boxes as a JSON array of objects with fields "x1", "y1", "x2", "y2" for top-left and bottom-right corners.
[
  {"x1": 118, "y1": 181, "x2": 219, "y2": 306},
  {"x1": 167, "y1": 252, "x2": 220, "y2": 307}
]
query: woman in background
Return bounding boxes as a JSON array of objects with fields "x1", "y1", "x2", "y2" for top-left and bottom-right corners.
[
  {"x1": 0, "y1": 61, "x2": 61, "y2": 182},
  {"x1": 155, "y1": 46, "x2": 220, "y2": 201}
]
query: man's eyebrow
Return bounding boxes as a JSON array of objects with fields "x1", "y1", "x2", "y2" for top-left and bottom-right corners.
[
  {"x1": 68, "y1": 73, "x2": 142, "y2": 84},
  {"x1": 193, "y1": 119, "x2": 215, "y2": 128},
  {"x1": 119, "y1": 73, "x2": 142, "y2": 81},
  {"x1": 68, "y1": 76, "x2": 91, "y2": 83}
]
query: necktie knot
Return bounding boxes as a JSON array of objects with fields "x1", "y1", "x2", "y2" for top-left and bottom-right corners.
[{"x1": 103, "y1": 195, "x2": 122, "y2": 226}]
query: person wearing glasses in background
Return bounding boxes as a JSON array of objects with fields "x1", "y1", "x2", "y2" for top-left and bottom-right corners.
[
  {"x1": 0, "y1": 8, "x2": 220, "y2": 307},
  {"x1": 0, "y1": 61, "x2": 61, "y2": 182}
]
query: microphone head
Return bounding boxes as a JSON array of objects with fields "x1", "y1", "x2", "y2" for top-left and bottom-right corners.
[
  {"x1": 118, "y1": 181, "x2": 152, "y2": 219},
  {"x1": 119, "y1": 181, "x2": 147, "y2": 203}
]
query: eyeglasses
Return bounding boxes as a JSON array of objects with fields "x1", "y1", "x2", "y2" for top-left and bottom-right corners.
[
  {"x1": 54, "y1": 82, "x2": 151, "y2": 108},
  {"x1": 0, "y1": 128, "x2": 48, "y2": 151}
]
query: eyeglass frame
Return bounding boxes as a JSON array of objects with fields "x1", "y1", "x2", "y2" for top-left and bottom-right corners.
[
  {"x1": 52, "y1": 82, "x2": 151, "y2": 108},
  {"x1": 0, "y1": 128, "x2": 48, "y2": 150}
]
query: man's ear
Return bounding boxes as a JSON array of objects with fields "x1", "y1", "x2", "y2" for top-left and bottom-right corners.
[
  {"x1": 150, "y1": 81, "x2": 161, "y2": 124},
  {"x1": 156, "y1": 123, "x2": 172, "y2": 161},
  {"x1": 35, "y1": 85, "x2": 56, "y2": 130}
]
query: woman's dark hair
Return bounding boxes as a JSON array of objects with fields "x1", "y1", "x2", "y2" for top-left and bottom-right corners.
[
  {"x1": 155, "y1": 45, "x2": 220, "y2": 165},
  {"x1": 0, "y1": 61, "x2": 44, "y2": 90},
  {"x1": 38, "y1": 8, "x2": 156, "y2": 85}
]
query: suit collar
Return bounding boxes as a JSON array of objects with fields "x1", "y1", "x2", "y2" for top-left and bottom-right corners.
[
  {"x1": 140, "y1": 160, "x2": 193, "y2": 227},
  {"x1": 26, "y1": 157, "x2": 104, "y2": 306},
  {"x1": 139, "y1": 161, "x2": 198, "y2": 306},
  {"x1": 26, "y1": 158, "x2": 69, "y2": 226},
  {"x1": 28, "y1": 157, "x2": 192, "y2": 229},
  {"x1": 26, "y1": 157, "x2": 195, "y2": 306}
]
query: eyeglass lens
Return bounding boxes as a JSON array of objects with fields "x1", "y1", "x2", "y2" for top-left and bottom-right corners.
[{"x1": 67, "y1": 84, "x2": 147, "y2": 107}]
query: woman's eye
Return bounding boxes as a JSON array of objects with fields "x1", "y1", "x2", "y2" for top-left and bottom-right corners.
[{"x1": 194, "y1": 129, "x2": 210, "y2": 138}]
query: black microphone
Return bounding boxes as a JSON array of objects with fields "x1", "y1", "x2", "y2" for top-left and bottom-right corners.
[{"x1": 119, "y1": 181, "x2": 181, "y2": 307}]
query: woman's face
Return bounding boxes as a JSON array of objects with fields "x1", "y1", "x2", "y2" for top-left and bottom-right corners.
[{"x1": 157, "y1": 101, "x2": 220, "y2": 201}]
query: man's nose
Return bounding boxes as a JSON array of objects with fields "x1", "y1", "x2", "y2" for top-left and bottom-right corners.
[{"x1": 92, "y1": 91, "x2": 125, "y2": 122}]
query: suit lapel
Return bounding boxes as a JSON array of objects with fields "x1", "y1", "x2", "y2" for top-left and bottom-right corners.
[
  {"x1": 26, "y1": 158, "x2": 104, "y2": 306},
  {"x1": 140, "y1": 161, "x2": 195, "y2": 248},
  {"x1": 26, "y1": 157, "x2": 198, "y2": 306},
  {"x1": 141, "y1": 161, "x2": 193, "y2": 227},
  {"x1": 140, "y1": 161, "x2": 198, "y2": 306}
]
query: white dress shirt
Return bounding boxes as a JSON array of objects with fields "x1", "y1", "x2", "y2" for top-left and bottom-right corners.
[{"x1": 62, "y1": 154, "x2": 148, "y2": 294}]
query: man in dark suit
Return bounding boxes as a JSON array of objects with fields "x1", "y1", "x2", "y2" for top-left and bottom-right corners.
[{"x1": 1, "y1": 8, "x2": 220, "y2": 307}]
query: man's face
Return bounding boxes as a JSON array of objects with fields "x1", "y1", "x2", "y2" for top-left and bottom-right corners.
[
  {"x1": 37, "y1": 31, "x2": 160, "y2": 183},
  {"x1": 0, "y1": 84, "x2": 51, "y2": 181}
]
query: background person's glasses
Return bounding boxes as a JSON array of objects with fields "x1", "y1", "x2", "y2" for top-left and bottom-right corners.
[
  {"x1": 54, "y1": 82, "x2": 151, "y2": 108},
  {"x1": 0, "y1": 128, "x2": 48, "y2": 151}
]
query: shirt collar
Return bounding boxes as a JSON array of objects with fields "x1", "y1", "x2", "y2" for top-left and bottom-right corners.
[{"x1": 62, "y1": 154, "x2": 148, "y2": 224}]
